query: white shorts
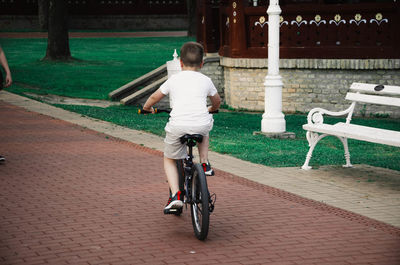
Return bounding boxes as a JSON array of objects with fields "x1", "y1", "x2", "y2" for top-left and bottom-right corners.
[{"x1": 164, "y1": 121, "x2": 213, "y2": 159}]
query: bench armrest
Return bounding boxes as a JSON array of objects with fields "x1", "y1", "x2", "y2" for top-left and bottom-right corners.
[{"x1": 306, "y1": 103, "x2": 356, "y2": 125}]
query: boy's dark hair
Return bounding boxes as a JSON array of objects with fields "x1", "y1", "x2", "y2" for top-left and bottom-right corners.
[{"x1": 180, "y1": 42, "x2": 204, "y2": 67}]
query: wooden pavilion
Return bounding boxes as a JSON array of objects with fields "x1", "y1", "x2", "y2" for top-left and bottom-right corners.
[{"x1": 197, "y1": 0, "x2": 400, "y2": 59}]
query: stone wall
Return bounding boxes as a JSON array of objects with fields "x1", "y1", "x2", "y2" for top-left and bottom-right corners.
[
  {"x1": 69, "y1": 15, "x2": 187, "y2": 31},
  {"x1": 200, "y1": 55, "x2": 225, "y2": 100},
  {"x1": 220, "y1": 58, "x2": 400, "y2": 118},
  {"x1": 0, "y1": 15, "x2": 187, "y2": 31}
]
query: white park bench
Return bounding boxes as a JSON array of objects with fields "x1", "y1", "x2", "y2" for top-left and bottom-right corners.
[{"x1": 301, "y1": 82, "x2": 400, "y2": 170}]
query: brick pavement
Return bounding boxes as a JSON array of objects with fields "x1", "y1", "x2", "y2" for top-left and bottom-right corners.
[
  {"x1": 1, "y1": 100, "x2": 400, "y2": 264},
  {"x1": 2, "y1": 91, "x2": 400, "y2": 229}
]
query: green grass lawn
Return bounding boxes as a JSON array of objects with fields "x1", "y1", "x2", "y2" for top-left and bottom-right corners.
[
  {"x1": 1, "y1": 37, "x2": 194, "y2": 99},
  {"x1": 54, "y1": 104, "x2": 400, "y2": 171},
  {"x1": 1, "y1": 36, "x2": 399, "y2": 170}
]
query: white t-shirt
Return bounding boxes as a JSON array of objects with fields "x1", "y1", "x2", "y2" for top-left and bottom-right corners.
[{"x1": 160, "y1": 70, "x2": 217, "y2": 127}]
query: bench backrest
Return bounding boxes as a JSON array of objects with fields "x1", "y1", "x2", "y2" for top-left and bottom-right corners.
[{"x1": 346, "y1": 83, "x2": 400, "y2": 107}]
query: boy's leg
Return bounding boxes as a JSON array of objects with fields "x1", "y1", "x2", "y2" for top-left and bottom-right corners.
[
  {"x1": 198, "y1": 136, "x2": 214, "y2": 176},
  {"x1": 163, "y1": 156, "x2": 183, "y2": 211},
  {"x1": 197, "y1": 136, "x2": 209, "y2": 164},
  {"x1": 164, "y1": 156, "x2": 180, "y2": 195},
  {"x1": 163, "y1": 123, "x2": 185, "y2": 212}
]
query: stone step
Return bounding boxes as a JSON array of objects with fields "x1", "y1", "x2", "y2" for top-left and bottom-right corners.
[
  {"x1": 112, "y1": 55, "x2": 220, "y2": 107},
  {"x1": 108, "y1": 64, "x2": 167, "y2": 100},
  {"x1": 120, "y1": 76, "x2": 168, "y2": 105}
]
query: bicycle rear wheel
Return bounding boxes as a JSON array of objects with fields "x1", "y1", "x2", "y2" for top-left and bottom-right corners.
[{"x1": 190, "y1": 163, "x2": 210, "y2": 240}]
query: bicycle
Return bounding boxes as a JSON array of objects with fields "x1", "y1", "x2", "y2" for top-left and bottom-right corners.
[{"x1": 139, "y1": 107, "x2": 216, "y2": 240}]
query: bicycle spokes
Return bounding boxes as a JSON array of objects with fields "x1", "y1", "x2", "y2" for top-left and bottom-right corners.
[
  {"x1": 209, "y1": 192, "x2": 216, "y2": 213},
  {"x1": 190, "y1": 164, "x2": 210, "y2": 240}
]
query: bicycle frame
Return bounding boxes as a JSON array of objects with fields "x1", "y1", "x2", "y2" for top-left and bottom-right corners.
[{"x1": 177, "y1": 136, "x2": 199, "y2": 205}]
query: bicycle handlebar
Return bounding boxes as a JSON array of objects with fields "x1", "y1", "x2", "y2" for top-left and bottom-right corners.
[
  {"x1": 138, "y1": 108, "x2": 219, "y2": 114},
  {"x1": 138, "y1": 108, "x2": 170, "y2": 114}
]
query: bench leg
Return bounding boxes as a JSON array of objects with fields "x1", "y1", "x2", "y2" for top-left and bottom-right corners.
[
  {"x1": 338, "y1": 137, "x2": 353, "y2": 168},
  {"x1": 301, "y1": 131, "x2": 327, "y2": 170}
]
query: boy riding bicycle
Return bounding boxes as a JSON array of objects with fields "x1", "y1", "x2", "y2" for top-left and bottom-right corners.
[{"x1": 142, "y1": 42, "x2": 221, "y2": 212}]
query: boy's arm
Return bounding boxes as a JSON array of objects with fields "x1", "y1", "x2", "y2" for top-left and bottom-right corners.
[
  {"x1": 208, "y1": 93, "x2": 221, "y2": 113},
  {"x1": 143, "y1": 88, "x2": 165, "y2": 112}
]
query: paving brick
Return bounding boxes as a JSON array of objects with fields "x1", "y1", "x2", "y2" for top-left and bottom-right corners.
[{"x1": 1, "y1": 100, "x2": 400, "y2": 264}]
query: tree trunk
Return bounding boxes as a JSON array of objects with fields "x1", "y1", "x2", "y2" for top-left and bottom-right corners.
[
  {"x1": 38, "y1": 0, "x2": 49, "y2": 31},
  {"x1": 45, "y1": 0, "x2": 71, "y2": 61},
  {"x1": 187, "y1": 0, "x2": 197, "y2": 37}
]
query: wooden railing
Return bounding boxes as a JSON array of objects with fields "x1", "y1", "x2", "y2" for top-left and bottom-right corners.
[
  {"x1": 0, "y1": 0, "x2": 187, "y2": 15},
  {"x1": 198, "y1": 0, "x2": 400, "y2": 59}
]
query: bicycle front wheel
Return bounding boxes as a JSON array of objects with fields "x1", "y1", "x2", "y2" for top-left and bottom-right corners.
[{"x1": 190, "y1": 163, "x2": 210, "y2": 240}]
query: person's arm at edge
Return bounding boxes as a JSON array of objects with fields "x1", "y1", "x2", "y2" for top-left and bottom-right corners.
[
  {"x1": 208, "y1": 93, "x2": 221, "y2": 113},
  {"x1": 143, "y1": 88, "x2": 165, "y2": 113},
  {"x1": 0, "y1": 47, "x2": 12, "y2": 87}
]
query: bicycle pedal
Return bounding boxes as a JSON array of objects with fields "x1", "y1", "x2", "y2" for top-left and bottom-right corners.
[{"x1": 164, "y1": 207, "x2": 182, "y2": 215}]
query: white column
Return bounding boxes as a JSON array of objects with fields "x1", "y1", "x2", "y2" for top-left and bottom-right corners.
[
  {"x1": 166, "y1": 49, "x2": 182, "y2": 108},
  {"x1": 261, "y1": 0, "x2": 286, "y2": 133},
  {"x1": 166, "y1": 49, "x2": 181, "y2": 78}
]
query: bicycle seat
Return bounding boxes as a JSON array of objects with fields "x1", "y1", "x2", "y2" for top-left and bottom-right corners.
[{"x1": 180, "y1": 134, "x2": 203, "y2": 144}]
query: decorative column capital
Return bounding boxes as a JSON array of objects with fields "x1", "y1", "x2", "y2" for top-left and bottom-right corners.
[{"x1": 267, "y1": 0, "x2": 281, "y2": 15}]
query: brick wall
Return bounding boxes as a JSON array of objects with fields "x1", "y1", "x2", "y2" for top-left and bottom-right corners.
[{"x1": 220, "y1": 58, "x2": 400, "y2": 118}]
